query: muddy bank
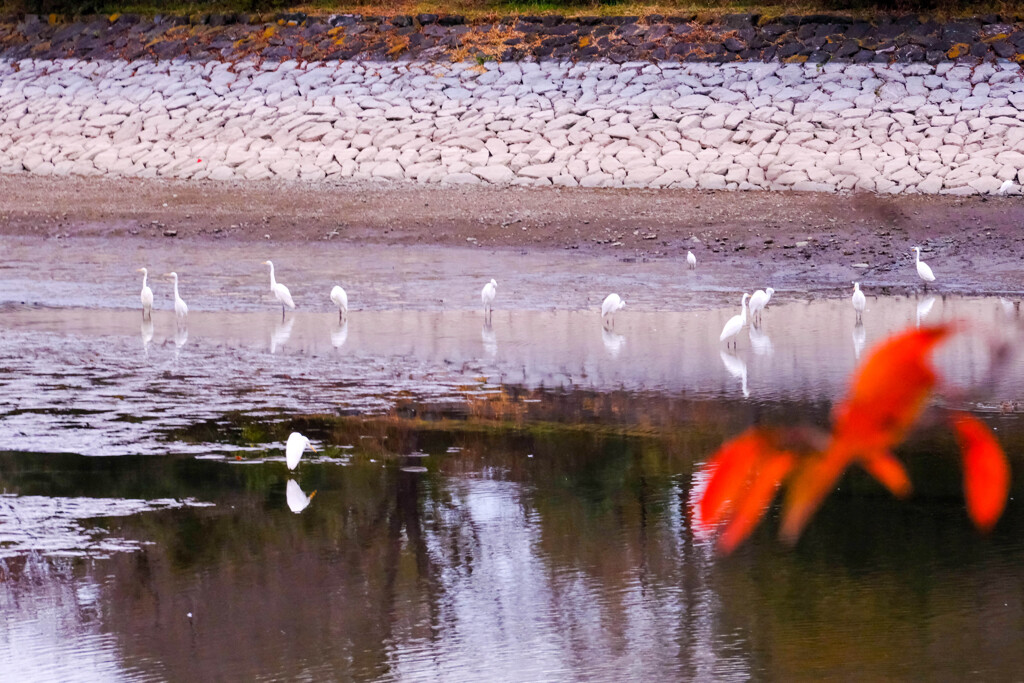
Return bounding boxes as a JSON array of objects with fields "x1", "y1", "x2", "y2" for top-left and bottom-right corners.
[{"x1": 3, "y1": 175, "x2": 1024, "y2": 291}]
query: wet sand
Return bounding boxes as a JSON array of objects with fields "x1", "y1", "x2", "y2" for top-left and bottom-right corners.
[{"x1": 3, "y1": 176, "x2": 1024, "y2": 293}]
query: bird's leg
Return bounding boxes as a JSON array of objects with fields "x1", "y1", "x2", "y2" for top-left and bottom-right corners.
[{"x1": 339, "y1": 309, "x2": 343, "y2": 323}]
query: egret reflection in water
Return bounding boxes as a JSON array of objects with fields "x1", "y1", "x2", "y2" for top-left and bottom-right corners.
[
  {"x1": 140, "y1": 318, "x2": 153, "y2": 353},
  {"x1": 481, "y1": 321, "x2": 497, "y2": 358},
  {"x1": 173, "y1": 325, "x2": 188, "y2": 360},
  {"x1": 271, "y1": 315, "x2": 294, "y2": 354},
  {"x1": 331, "y1": 320, "x2": 349, "y2": 350},
  {"x1": 749, "y1": 324, "x2": 773, "y2": 356},
  {"x1": 602, "y1": 327, "x2": 625, "y2": 358},
  {"x1": 719, "y1": 349, "x2": 749, "y2": 398},
  {"x1": 285, "y1": 479, "x2": 316, "y2": 514},
  {"x1": 853, "y1": 320, "x2": 866, "y2": 360},
  {"x1": 916, "y1": 295, "x2": 937, "y2": 328}
]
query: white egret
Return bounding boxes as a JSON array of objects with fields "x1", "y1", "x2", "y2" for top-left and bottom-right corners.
[
  {"x1": 852, "y1": 282, "x2": 866, "y2": 321},
  {"x1": 285, "y1": 431, "x2": 316, "y2": 470},
  {"x1": 601, "y1": 293, "x2": 626, "y2": 327},
  {"x1": 263, "y1": 260, "x2": 296, "y2": 317},
  {"x1": 687, "y1": 251, "x2": 697, "y2": 269},
  {"x1": 999, "y1": 179, "x2": 1014, "y2": 195},
  {"x1": 137, "y1": 267, "x2": 153, "y2": 320},
  {"x1": 164, "y1": 272, "x2": 188, "y2": 321},
  {"x1": 748, "y1": 287, "x2": 775, "y2": 326},
  {"x1": 330, "y1": 285, "x2": 348, "y2": 322},
  {"x1": 912, "y1": 247, "x2": 935, "y2": 285},
  {"x1": 481, "y1": 278, "x2": 497, "y2": 314},
  {"x1": 286, "y1": 479, "x2": 316, "y2": 514},
  {"x1": 720, "y1": 293, "x2": 750, "y2": 347}
]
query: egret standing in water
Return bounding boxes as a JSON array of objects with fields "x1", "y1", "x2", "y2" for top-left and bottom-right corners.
[
  {"x1": 263, "y1": 260, "x2": 295, "y2": 318},
  {"x1": 748, "y1": 287, "x2": 775, "y2": 326},
  {"x1": 285, "y1": 431, "x2": 316, "y2": 470},
  {"x1": 330, "y1": 285, "x2": 348, "y2": 322},
  {"x1": 687, "y1": 251, "x2": 697, "y2": 269},
  {"x1": 852, "y1": 282, "x2": 866, "y2": 321},
  {"x1": 912, "y1": 247, "x2": 935, "y2": 286},
  {"x1": 481, "y1": 279, "x2": 497, "y2": 316},
  {"x1": 137, "y1": 268, "x2": 153, "y2": 320},
  {"x1": 601, "y1": 293, "x2": 626, "y2": 328},
  {"x1": 720, "y1": 293, "x2": 750, "y2": 348},
  {"x1": 164, "y1": 272, "x2": 188, "y2": 323}
]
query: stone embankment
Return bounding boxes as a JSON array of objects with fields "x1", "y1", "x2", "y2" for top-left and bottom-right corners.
[{"x1": 4, "y1": 56, "x2": 1024, "y2": 194}]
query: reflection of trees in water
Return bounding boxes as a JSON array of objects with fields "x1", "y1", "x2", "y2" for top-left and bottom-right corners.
[{"x1": 4, "y1": 387, "x2": 1024, "y2": 679}]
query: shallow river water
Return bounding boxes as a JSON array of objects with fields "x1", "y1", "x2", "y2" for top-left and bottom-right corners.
[{"x1": 2, "y1": 237, "x2": 1023, "y2": 680}]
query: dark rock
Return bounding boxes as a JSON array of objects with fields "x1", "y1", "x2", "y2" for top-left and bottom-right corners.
[
  {"x1": 942, "y1": 21, "x2": 979, "y2": 43},
  {"x1": 992, "y1": 40, "x2": 1015, "y2": 58},
  {"x1": 807, "y1": 50, "x2": 830, "y2": 63},
  {"x1": 721, "y1": 13, "x2": 758, "y2": 29},
  {"x1": 646, "y1": 24, "x2": 670, "y2": 41},
  {"x1": 970, "y1": 41, "x2": 989, "y2": 57},
  {"x1": 577, "y1": 16, "x2": 602, "y2": 26},
  {"x1": 853, "y1": 49, "x2": 875, "y2": 62},
  {"x1": 541, "y1": 15, "x2": 562, "y2": 27},
  {"x1": 777, "y1": 42, "x2": 803, "y2": 58},
  {"x1": 895, "y1": 44, "x2": 925, "y2": 61},
  {"x1": 415, "y1": 14, "x2": 437, "y2": 25},
  {"x1": 835, "y1": 39, "x2": 860, "y2": 58},
  {"x1": 438, "y1": 15, "x2": 464, "y2": 26},
  {"x1": 391, "y1": 15, "x2": 412, "y2": 27},
  {"x1": 723, "y1": 37, "x2": 744, "y2": 52}
]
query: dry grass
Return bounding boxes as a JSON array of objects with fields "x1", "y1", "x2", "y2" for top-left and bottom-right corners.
[{"x1": 8, "y1": 0, "x2": 1024, "y2": 22}]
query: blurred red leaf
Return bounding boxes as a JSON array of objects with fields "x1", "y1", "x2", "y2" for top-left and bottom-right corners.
[
  {"x1": 952, "y1": 412, "x2": 1010, "y2": 533},
  {"x1": 694, "y1": 324, "x2": 1011, "y2": 554}
]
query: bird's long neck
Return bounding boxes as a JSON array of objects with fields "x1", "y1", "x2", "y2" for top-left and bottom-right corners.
[
  {"x1": 914, "y1": 250, "x2": 920, "y2": 264},
  {"x1": 741, "y1": 297, "x2": 748, "y2": 322},
  {"x1": 268, "y1": 264, "x2": 277, "y2": 289},
  {"x1": 141, "y1": 271, "x2": 148, "y2": 289},
  {"x1": 173, "y1": 277, "x2": 180, "y2": 299}
]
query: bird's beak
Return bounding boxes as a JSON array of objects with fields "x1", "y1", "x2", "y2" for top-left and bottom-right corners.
[
  {"x1": 136, "y1": 268, "x2": 144, "y2": 273},
  {"x1": 308, "y1": 490, "x2": 317, "y2": 500},
  {"x1": 309, "y1": 444, "x2": 317, "y2": 452},
  {"x1": 262, "y1": 261, "x2": 270, "y2": 265}
]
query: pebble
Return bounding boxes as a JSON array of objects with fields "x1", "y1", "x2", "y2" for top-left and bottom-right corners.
[{"x1": 2, "y1": 59, "x2": 1024, "y2": 195}]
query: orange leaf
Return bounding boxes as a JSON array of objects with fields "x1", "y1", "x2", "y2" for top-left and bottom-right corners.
[
  {"x1": 952, "y1": 412, "x2": 1010, "y2": 532},
  {"x1": 832, "y1": 325, "x2": 952, "y2": 452},
  {"x1": 697, "y1": 429, "x2": 765, "y2": 527},
  {"x1": 780, "y1": 446, "x2": 850, "y2": 545},
  {"x1": 719, "y1": 452, "x2": 795, "y2": 554},
  {"x1": 860, "y1": 450, "x2": 912, "y2": 499}
]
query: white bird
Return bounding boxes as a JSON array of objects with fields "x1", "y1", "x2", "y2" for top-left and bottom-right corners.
[
  {"x1": 330, "y1": 285, "x2": 348, "y2": 322},
  {"x1": 481, "y1": 278, "x2": 497, "y2": 314},
  {"x1": 748, "y1": 287, "x2": 775, "y2": 326},
  {"x1": 164, "y1": 272, "x2": 188, "y2": 321},
  {"x1": 601, "y1": 293, "x2": 626, "y2": 327},
  {"x1": 999, "y1": 179, "x2": 1014, "y2": 195},
  {"x1": 687, "y1": 251, "x2": 697, "y2": 269},
  {"x1": 912, "y1": 247, "x2": 935, "y2": 285},
  {"x1": 852, "y1": 282, "x2": 866, "y2": 321},
  {"x1": 263, "y1": 260, "x2": 296, "y2": 317},
  {"x1": 720, "y1": 293, "x2": 750, "y2": 347},
  {"x1": 137, "y1": 267, "x2": 153, "y2": 320},
  {"x1": 286, "y1": 479, "x2": 316, "y2": 514},
  {"x1": 285, "y1": 431, "x2": 316, "y2": 470}
]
